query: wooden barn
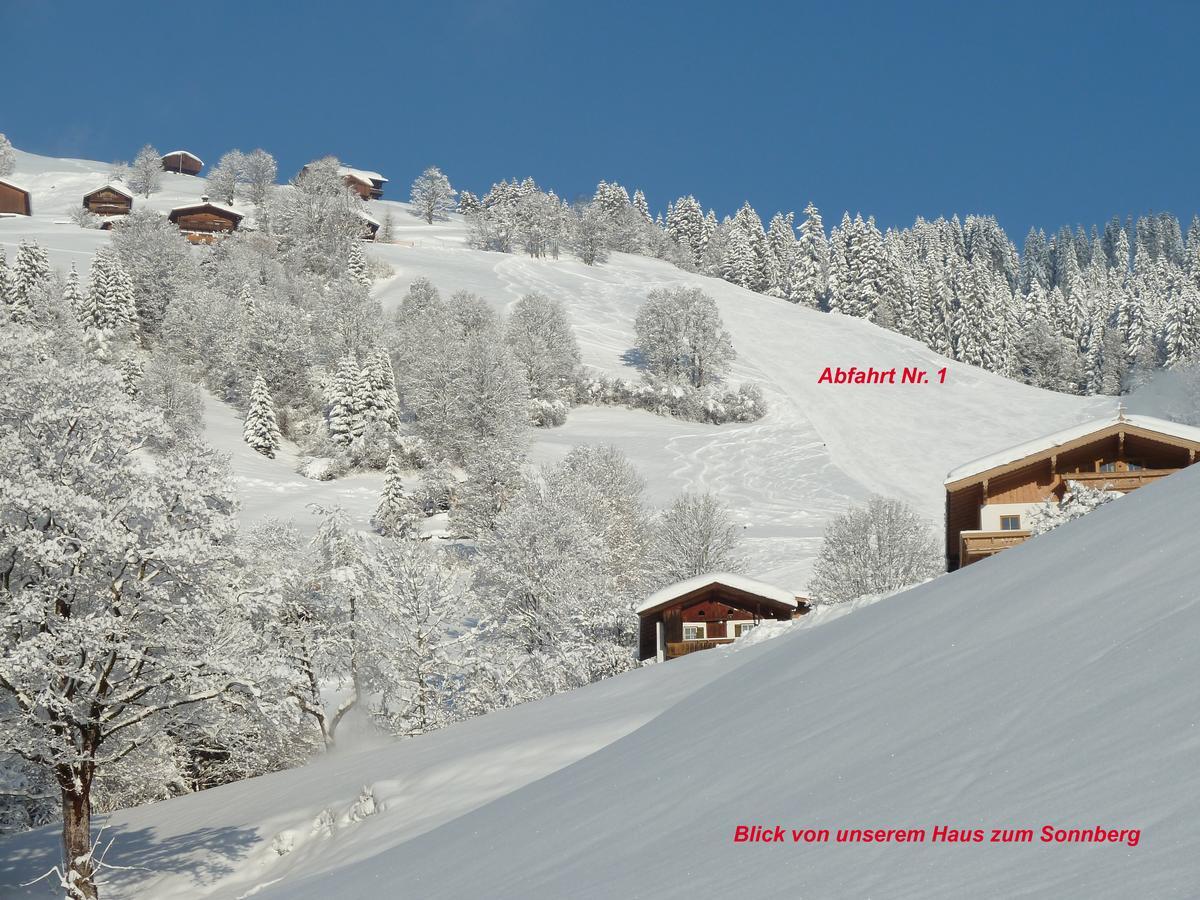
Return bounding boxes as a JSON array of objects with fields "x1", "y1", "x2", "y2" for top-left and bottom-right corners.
[
  {"x1": 637, "y1": 573, "x2": 808, "y2": 662},
  {"x1": 945, "y1": 411, "x2": 1200, "y2": 571},
  {"x1": 357, "y1": 210, "x2": 380, "y2": 241},
  {"x1": 83, "y1": 183, "x2": 133, "y2": 217},
  {"x1": 161, "y1": 150, "x2": 203, "y2": 176},
  {"x1": 339, "y1": 166, "x2": 387, "y2": 200},
  {"x1": 0, "y1": 178, "x2": 32, "y2": 216},
  {"x1": 168, "y1": 197, "x2": 244, "y2": 243}
]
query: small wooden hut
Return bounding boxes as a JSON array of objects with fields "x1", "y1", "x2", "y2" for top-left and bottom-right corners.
[
  {"x1": 0, "y1": 178, "x2": 32, "y2": 216},
  {"x1": 161, "y1": 150, "x2": 204, "y2": 176},
  {"x1": 168, "y1": 197, "x2": 244, "y2": 243},
  {"x1": 83, "y1": 184, "x2": 133, "y2": 217},
  {"x1": 637, "y1": 573, "x2": 807, "y2": 662}
]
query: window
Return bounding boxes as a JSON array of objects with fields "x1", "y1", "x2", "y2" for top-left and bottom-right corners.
[
  {"x1": 1000, "y1": 515, "x2": 1021, "y2": 531},
  {"x1": 1099, "y1": 461, "x2": 1117, "y2": 473},
  {"x1": 730, "y1": 621, "x2": 757, "y2": 638},
  {"x1": 682, "y1": 623, "x2": 706, "y2": 641}
]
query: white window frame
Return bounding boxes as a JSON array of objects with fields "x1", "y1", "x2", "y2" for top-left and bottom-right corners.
[
  {"x1": 682, "y1": 622, "x2": 707, "y2": 641},
  {"x1": 999, "y1": 514, "x2": 1021, "y2": 531},
  {"x1": 729, "y1": 620, "x2": 758, "y2": 639}
]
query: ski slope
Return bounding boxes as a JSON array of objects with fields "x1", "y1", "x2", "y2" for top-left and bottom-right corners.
[
  {"x1": 3, "y1": 413, "x2": 1198, "y2": 899},
  {"x1": 0, "y1": 147, "x2": 1111, "y2": 586}
]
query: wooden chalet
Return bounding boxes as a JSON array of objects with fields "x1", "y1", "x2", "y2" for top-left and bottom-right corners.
[
  {"x1": 637, "y1": 573, "x2": 808, "y2": 662},
  {"x1": 83, "y1": 183, "x2": 133, "y2": 217},
  {"x1": 161, "y1": 150, "x2": 203, "y2": 176},
  {"x1": 945, "y1": 410, "x2": 1200, "y2": 571},
  {"x1": 339, "y1": 166, "x2": 387, "y2": 200},
  {"x1": 357, "y1": 210, "x2": 381, "y2": 241},
  {"x1": 168, "y1": 196, "x2": 244, "y2": 243},
  {"x1": 0, "y1": 178, "x2": 32, "y2": 216}
]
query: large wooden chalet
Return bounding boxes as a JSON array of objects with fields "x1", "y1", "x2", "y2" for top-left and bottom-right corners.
[
  {"x1": 945, "y1": 411, "x2": 1200, "y2": 571},
  {"x1": 0, "y1": 178, "x2": 32, "y2": 216},
  {"x1": 638, "y1": 573, "x2": 808, "y2": 662},
  {"x1": 161, "y1": 150, "x2": 204, "y2": 176},
  {"x1": 168, "y1": 197, "x2": 244, "y2": 243},
  {"x1": 83, "y1": 183, "x2": 133, "y2": 217},
  {"x1": 339, "y1": 166, "x2": 387, "y2": 200}
]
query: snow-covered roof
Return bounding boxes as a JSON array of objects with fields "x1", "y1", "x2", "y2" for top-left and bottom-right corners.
[
  {"x1": 357, "y1": 210, "x2": 381, "y2": 227},
  {"x1": 169, "y1": 200, "x2": 245, "y2": 220},
  {"x1": 339, "y1": 165, "x2": 387, "y2": 184},
  {"x1": 636, "y1": 573, "x2": 799, "y2": 615},
  {"x1": 945, "y1": 413, "x2": 1200, "y2": 485},
  {"x1": 84, "y1": 182, "x2": 133, "y2": 199},
  {"x1": 0, "y1": 177, "x2": 29, "y2": 193},
  {"x1": 162, "y1": 150, "x2": 203, "y2": 164}
]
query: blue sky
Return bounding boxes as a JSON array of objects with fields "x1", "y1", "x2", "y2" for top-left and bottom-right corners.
[{"x1": 3, "y1": 0, "x2": 1197, "y2": 240}]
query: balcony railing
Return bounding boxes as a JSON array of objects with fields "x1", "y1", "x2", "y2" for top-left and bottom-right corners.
[
  {"x1": 1060, "y1": 469, "x2": 1179, "y2": 492},
  {"x1": 960, "y1": 529, "x2": 1032, "y2": 565},
  {"x1": 666, "y1": 639, "x2": 735, "y2": 659}
]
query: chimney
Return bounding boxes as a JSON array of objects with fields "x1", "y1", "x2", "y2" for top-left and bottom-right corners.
[{"x1": 201, "y1": 194, "x2": 209, "y2": 203}]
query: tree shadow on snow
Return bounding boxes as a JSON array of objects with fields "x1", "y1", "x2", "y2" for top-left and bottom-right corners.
[
  {"x1": 620, "y1": 347, "x2": 646, "y2": 371},
  {"x1": 0, "y1": 819, "x2": 260, "y2": 897}
]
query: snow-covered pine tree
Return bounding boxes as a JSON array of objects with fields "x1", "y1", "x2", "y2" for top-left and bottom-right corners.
[
  {"x1": 0, "y1": 132, "x2": 14, "y2": 177},
  {"x1": 0, "y1": 247, "x2": 12, "y2": 307},
  {"x1": 243, "y1": 372, "x2": 282, "y2": 457},
  {"x1": 371, "y1": 453, "x2": 421, "y2": 538},
  {"x1": 80, "y1": 247, "x2": 139, "y2": 346},
  {"x1": 62, "y1": 262, "x2": 83, "y2": 317},
  {"x1": 359, "y1": 347, "x2": 400, "y2": 429},
  {"x1": 9, "y1": 240, "x2": 52, "y2": 323},
  {"x1": 632, "y1": 189, "x2": 652, "y2": 225},
  {"x1": 410, "y1": 165, "x2": 457, "y2": 223},
  {"x1": 348, "y1": 240, "x2": 371, "y2": 288},
  {"x1": 765, "y1": 211, "x2": 797, "y2": 298},
  {"x1": 127, "y1": 143, "x2": 162, "y2": 197},
  {"x1": 793, "y1": 204, "x2": 828, "y2": 309},
  {"x1": 327, "y1": 352, "x2": 364, "y2": 446},
  {"x1": 118, "y1": 354, "x2": 143, "y2": 397}
]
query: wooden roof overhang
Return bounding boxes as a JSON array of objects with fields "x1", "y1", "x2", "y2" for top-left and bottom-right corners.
[
  {"x1": 637, "y1": 583, "x2": 799, "y2": 619},
  {"x1": 944, "y1": 421, "x2": 1200, "y2": 494}
]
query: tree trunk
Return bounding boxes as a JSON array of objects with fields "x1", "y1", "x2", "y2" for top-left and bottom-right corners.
[{"x1": 61, "y1": 781, "x2": 98, "y2": 900}]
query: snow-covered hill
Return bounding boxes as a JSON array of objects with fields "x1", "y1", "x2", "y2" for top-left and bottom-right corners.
[
  {"x1": 3, "y1": 404, "x2": 1198, "y2": 899},
  {"x1": 0, "y1": 148, "x2": 1110, "y2": 588}
]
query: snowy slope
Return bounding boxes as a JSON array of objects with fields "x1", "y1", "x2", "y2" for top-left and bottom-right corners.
[
  {"x1": 0, "y1": 147, "x2": 1111, "y2": 585},
  {"x1": 4, "y1": 418, "x2": 1199, "y2": 899}
]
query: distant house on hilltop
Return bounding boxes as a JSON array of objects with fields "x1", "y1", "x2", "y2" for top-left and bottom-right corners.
[
  {"x1": 637, "y1": 573, "x2": 808, "y2": 662},
  {"x1": 945, "y1": 411, "x2": 1200, "y2": 571},
  {"x1": 0, "y1": 178, "x2": 32, "y2": 216},
  {"x1": 161, "y1": 150, "x2": 203, "y2": 176},
  {"x1": 168, "y1": 196, "x2": 244, "y2": 243},
  {"x1": 338, "y1": 166, "x2": 387, "y2": 200},
  {"x1": 83, "y1": 183, "x2": 133, "y2": 217}
]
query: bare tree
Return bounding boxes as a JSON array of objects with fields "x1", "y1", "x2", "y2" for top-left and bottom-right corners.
[
  {"x1": 808, "y1": 496, "x2": 941, "y2": 603},
  {"x1": 650, "y1": 491, "x2": 743, "y2": 584},
  {"x1": 127, "y1": 144, "x2": 162, "y2": 198},
  {"x1": 409, "y1": 166, "x2": 457, "y2": 224}
]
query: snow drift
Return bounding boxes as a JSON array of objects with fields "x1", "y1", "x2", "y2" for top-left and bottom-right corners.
[{"x1": 4, "y1": 426, "x2": 1200, "y2": 898}]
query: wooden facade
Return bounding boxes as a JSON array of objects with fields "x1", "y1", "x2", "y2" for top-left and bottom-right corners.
[
  {"x1": 168, "y1": 200, "x2": 243, "y2": 243},
  {"x1": 343, "y1": 173, "x2": 375, "y2": 200},
  {"x1": 83, "y1": 184, "x2": 133, "y2": 217},
  {"x1": 637, "y1": 577, "x2": 808, "y2": 662},
  {"x1": 945, "y1": 417, "x2": 1200, "y2": 571},
  {"x1": 161, "y1": 151, "x2": 203, "y2": 175},
  {"x1": 0, "y1": 179, "x2": 32, "y2": 216}
]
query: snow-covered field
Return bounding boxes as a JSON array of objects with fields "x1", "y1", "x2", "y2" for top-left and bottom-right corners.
[
  {"x1": 3, "y1": 409, "x2": 1198, "y2": 899},
  {"x1": 1, "y1": 149, "x2": 1109, "y2": 588}
]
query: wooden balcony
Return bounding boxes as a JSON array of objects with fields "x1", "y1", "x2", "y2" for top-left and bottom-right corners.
[
  {"x1": 1060, "y1": 469, "x2": 1179, "y2": 492},
  {"x1": 666, "y1": 639, "x2": 735, "y2": 659},
  {"x1": 960, "y1": 529, "x2": 1031, "y2": 566}
]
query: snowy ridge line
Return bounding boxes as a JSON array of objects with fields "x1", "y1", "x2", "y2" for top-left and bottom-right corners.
[
  {"x1": 635, "y1": 572, "x2": 799, "y2": 614},
  {"x1": 943, "y1": 412, "x2": 1200, "y2": 483}
]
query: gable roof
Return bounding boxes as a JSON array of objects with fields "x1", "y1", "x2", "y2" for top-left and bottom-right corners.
[
  {"x1": 339, "y1": 165, "x2": 387, "y2": 185},
  {"x1": 83, "y1": 182, "x2": 133, "y2": 200},
  {"x1": 636, "y1": 573, "x2": 799, "y2": 616},
  {"x1": 945, "y1": 412, "x2": 1200, "y2": 488},
  {"x1": 168, "y1": 200, "x2": 244, "y2": 221},
  {"x1": 0, "y1": 177, "x2": 30, "y2": 194},
  {"x1": 162, "y1": 150, "x2": 203, "y2": 164}
]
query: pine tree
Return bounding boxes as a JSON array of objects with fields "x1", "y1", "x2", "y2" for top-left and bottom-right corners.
[
  {"x1": 80, "y1": 248, "x2": 138, "y2": 334},
  {"x1": 243, "y1": 372, "x2": 282, "y2": 457},
  {"x1": 10, "y1": 240, "x2": 51, "y2": 322},
  {"x1": 360, "y1": 348, "x2": 400, "y2": 429},
  {"x1": 372, "y1": 453, "x2": 421, "y2": 537},
  {"x1": 327, "y1": 353, "x2": 364, "y2": 445},
  {"x1": 62, "y1": 263, "x2": 83, "y2": 317},
  {"x1": 0, "y1": 247, "x2": 11, "y2": 307},
  {"x1": 632, "y1": 189, "x2": 652, "y2": 225},
  {"x1": 348, "y1": 241, "x2": 371, "y2": 288},
  {"x1": 0, "y1": 131, "x2": 14, "y2": 177},
  {"x1": 119, "y1": 355, "x2": 143, "y2": 397}
]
